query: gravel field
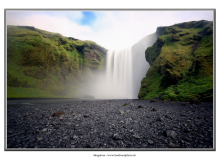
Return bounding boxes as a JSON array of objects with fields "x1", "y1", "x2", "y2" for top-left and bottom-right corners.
[{"x1": 7, "y1": 99, "x2": 214, "y2": 150}]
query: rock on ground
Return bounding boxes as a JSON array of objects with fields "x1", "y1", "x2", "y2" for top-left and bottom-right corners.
[{"x1": 7, "y1": 99, "x2": 213, "y2": 149}]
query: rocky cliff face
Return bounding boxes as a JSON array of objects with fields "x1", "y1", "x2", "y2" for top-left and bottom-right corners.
[
  {"x1": 7, "y1": 26, "x2": 107, "y2": 98},
  {"x1": 138, "y1": 20, "x2": 213, "y2": 101}
]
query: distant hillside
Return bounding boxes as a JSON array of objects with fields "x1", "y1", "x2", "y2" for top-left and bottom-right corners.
[
  {"x1": 138, "y1": 20, "x2": 213, "y2": 101},
  {"x1": 7, "y1": 26, "x2": 107, "y2": 98}
]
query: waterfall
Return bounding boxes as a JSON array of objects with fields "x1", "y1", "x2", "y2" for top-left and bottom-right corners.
[
  {"x1": 106, "y1": 48, "x2": 133, "y2": 99},
  {"x1": 131, "y1": 32, "x2": 158, "y2": 98},
  {"x1": 83, "y1": 32, "x2": 158, "y2": 99}
]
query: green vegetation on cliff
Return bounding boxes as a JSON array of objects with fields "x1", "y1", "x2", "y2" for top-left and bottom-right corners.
[
  {"x1": 7, "y1": 26, "x2": 107, "y2": 98},
  {"x1": 139, "y1": 20, "x2": 213, "y2": 101}
]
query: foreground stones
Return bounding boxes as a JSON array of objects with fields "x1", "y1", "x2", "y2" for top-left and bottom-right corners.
[
  {"x1": 52, "y1": 111, "x2": 65, "y2": 117},
  {"x1": 7, "y1": 99, "x2": 213, "y2": 149},
  {"x1": 138, "y1": 105, "x2": 144, "y2": 108},
  {"x1": 112, "y1": 133, "x2": 122, "y2": 140},
  {"x1": 163, "y1": 130, "x2": 177, "y2": 138},
  {"x1": 147, "y1": 140, "x2": 154, "y2": 145}
]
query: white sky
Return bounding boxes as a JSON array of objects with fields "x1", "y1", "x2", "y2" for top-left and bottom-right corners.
[{"x1": 6, "y1": 10, "x2": 213, "y2": 50}]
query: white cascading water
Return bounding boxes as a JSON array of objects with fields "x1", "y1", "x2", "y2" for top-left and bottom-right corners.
[
  {"x1": 106, "y1": 48, "x2": 133, "y2": 99},
  {"x1": 82, "y1": 32, "x2": 158, "y2": 99}
]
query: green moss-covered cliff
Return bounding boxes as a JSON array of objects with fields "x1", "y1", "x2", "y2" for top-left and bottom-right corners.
[
  {"x1": 7, "y1": 26, "x2": 107, "y2": 98},
  {"x1": 138, "y1": 20, "x2": 213, "y2": 101}
]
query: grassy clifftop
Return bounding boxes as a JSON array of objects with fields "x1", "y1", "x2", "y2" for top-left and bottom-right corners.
[
  {"x1": 7, "y1": 26, "x2": 107, "y2": 98},
  {"x1": 138, "y1": 20, "x2": 213, "y2": 101}
]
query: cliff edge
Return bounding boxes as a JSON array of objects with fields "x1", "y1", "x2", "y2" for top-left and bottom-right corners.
[
  {"x1": 7, "y1": 26, "x2": 107, "y2": 98},
  {"x1": 138, "y1": 20, "x2": 213, "y2": 101}
]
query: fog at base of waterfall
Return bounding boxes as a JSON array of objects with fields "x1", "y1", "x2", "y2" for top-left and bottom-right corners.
[
  {"x1": 82, "y1": 48, "x2": 133, "y2": 99},
  {"x1": 82, "y1": 32, "x2": 158, "y2": 99}
]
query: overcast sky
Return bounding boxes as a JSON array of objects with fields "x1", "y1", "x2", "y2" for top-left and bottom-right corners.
[{"x1": 6, "y1": 10, "x2": 213, "y2": 50}]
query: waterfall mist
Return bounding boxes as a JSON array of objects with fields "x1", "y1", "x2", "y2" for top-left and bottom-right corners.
[
  {"x1": 131, "y1": 32, "x2": 158, "y2": 98},
  {"x1": 81, "y1": 32, "x2": 158, "y2": 99}
]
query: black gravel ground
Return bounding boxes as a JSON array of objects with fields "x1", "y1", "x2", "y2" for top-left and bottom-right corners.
[{"x1": 6, "y1": 99, "x2": 214, "y2": 150}]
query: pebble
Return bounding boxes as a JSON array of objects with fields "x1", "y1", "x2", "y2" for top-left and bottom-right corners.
[
  {"x1": 87, "y1": 142, "x2": 95, "y2": 148},
  {"x1": 8, "y1": 130, "x2": 13, "y2": 134},
  {"x1": 119, "y1": 110, "x2": 124, "y2": 115},
  {"x1": 59, "y1": 116, "x2": 64, "y2": 120},
  {"x1": 112, "y1": 133, "x2": 122, "y2": 140},
  {"x1": 129, "y1": 129, "x2": 134, "y2": 133},
  {"x1": 163, "y1": 130, "x2": 177, "y2": 138},
  {"x1": 7, "y1": 99, "x2": 213, "y2": 149},
  {"x1": 133, "y1": 135, "x2": 141, "y2": 139},
  {"x1": 138, "y1": 105, "x2": 144, "y2": 108},
  {"x1": 184, "y1": 129, "x2": 191, "y2": 133},
  {"x1": 76, "y1": 145, "x2": 83, "y2": 148},
  {"x1": 147, "y1": 140, "x2": 154, "y2": 145},
  {"x1": 165, "y1": 115, "x2": 172, "y2": 119},
  {"x1": 37, "y1": 137, "x2": 43, "y2": 141},
  {"x1": 182, "y1": 137, "x2": 192, "y2": 142},
  {"x1": 42, "y1": 128, "x2": 47, "y2": 132},
  {"x1": 168, "y1": 142, "x2": 180, "y2": 148},
  {"x1": 66, "y1": 144, "x2": 71, "y2": 148},
  {"x1": 83, "y1": 114, "x2": 89, "y2": 118},
  {"x1": 163, "y1": 139, "x2": 168, "y2": 144},
  {"x1": 63, "y1": 136, "x2": 69, "y2": 140},
  {"x1": 52, "y1": 111, "x2": 65, "y2": 117},
  {"x1": 73, "y1": 135, "x2": 78, "y2": 139},
  {"x1": 157, "y1": 117, "x2": 164, "y2": 122}
]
